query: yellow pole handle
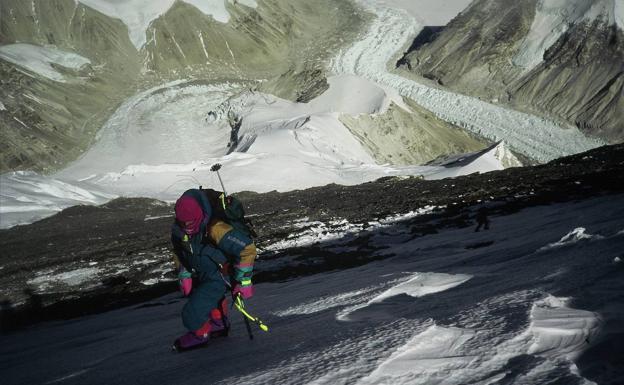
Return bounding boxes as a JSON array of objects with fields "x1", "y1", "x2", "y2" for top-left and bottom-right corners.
[{"x1": 235, "y1": 295, "x2": 269, "y2": 332}]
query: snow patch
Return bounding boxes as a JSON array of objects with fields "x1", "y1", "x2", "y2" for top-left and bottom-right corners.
[
  {"x1": 0, "y1": 101, "x2": 6, "y2": 111},
  {"x1": 338, "y1": 272, "x2": 472, "y2": 321},
  {"x1": 369, "y1": 272, "x2": 473, "y2": 303},
  {"x1": 539, "y1": 227, "x2": 604, "y2": 251},
  {"x1": 28, "y1": 267, "x2": 102, "y2": 289},
  {"x1": 143, "y1": 214, "x2": 170, "y2": 221},
  {"x1": 0, "y1": 43, "x2": 90, "y2": 82},
  {"x1": 528, "y1": 295, "x2": 601, "y2": 360},
  {"x1": 273, "y1": 287, "x2": 382, "y2": 317},
  {"x1": 357, "y1": 325, "x2": 476, "y2": 385}
]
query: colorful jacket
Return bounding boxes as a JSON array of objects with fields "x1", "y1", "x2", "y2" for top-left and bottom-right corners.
[{"x1": 171, "y1": 189, "x2": 256, "y2": 284}]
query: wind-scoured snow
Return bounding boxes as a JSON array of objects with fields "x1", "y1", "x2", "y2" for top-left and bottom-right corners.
[
  {"x1": 77, "y1": 0, "x2": 257, "y2": 48},
  {"x1": 368, "y1": 272, "x2": 473, "y2": 304},
  {"x1": 275, "y1": 271, "x2": 469, "y2": 318},
  {"x1": 2, "y1": 194, "x2": 622, "y2": 385},
  {"x1": 514, "y1": 0, "x2": 624, "y2": 70},
  {"x1": 538, "y1": 227, "x2": 605, "y2": 251},
  {"x1": 352, "y1": 294, "x2": 601, "y2": 385},
  {"x1": 0, "y1": 43, "x2": 90, "y2": 82},
  {"x1": 212, "y1": 196, "x2": 621, "y2": 385},
  {"x1": 356, "y1": 325, "x2": 477, "y2": 385},
  {"x1": 336, "y1": 272, "x2": 473, "y2": 321},
  {"x1": 0, "y1": 171, "x2": 115, "y2": 229},
  {"x1": 331, "y1": 2, "x2": 603, "y2": 163},
  {"x1": 528, "y1": 295, "x2": 601, "y2": 360}
]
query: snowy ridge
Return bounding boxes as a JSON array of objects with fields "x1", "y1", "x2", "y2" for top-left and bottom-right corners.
[
  {"x1": 514, "y1": 0, "x2": 624, "y2": 70},
  {"x1": 77, "y1": 0, "x2": 257, "y2": 48},
  {"x1": 0, "y1": 43, "x2": 90, "y2": 82},
  {"x1": 331, "y1": 3, "x2": 603, "y2": 163}
]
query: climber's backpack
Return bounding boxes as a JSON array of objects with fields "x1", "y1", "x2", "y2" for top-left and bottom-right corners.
[{"x1": 201, "y1": 188, "x2": 257, "y2": 238}]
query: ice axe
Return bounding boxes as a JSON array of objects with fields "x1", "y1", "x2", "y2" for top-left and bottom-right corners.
[{"x1": 210, "y1": 163, "x2": 227, "y2": 196}]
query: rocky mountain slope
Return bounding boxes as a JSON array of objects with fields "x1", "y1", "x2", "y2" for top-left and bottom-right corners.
[
  {"x1": 340, "y1": 98, "x2": 485, "y2": 165},
  {"x1": 1, "y1": 143, "x2": 622, "y2": 331},
  {"x1": 0, "y1": 0, "x2": 367, "y2": 172},
  {"x1": 400, "y1": 0, "x2": 624, "y2": 143}
]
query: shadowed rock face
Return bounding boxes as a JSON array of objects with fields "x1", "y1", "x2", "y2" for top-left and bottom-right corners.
[
  {"x1": 401, "y1": 0, "x2": 624, "y2": 143},
  {"x1": 0, "y1": 0, "x2": 367, "y2": 173},
  {"x1": 1, "y1": 143, "x2": 622, "y2": 331}
]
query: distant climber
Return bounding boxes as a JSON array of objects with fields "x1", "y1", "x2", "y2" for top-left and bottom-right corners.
[
  {"x1": 474, "y1": 206, "x2": 490, "y2": 232},
  {"x1": 170, "y1": 188, "x2": 256, "y2": 351},
  {"x1": 227, "y1": 114, "x2": 242, "y2": 150}
]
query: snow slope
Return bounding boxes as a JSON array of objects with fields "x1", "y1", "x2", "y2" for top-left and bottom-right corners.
[
  {"x1": 2, "y1": 194, "x2": 622, "y2": 385},
  {"x1": 0, "y1": 43, "x2": 90, "y2": 82},
  {"x1": 77, "y1": 0, "x2": 257, "y2": 48},
  {"x1": 514, "y1": 0, "x2": 624, "y2": 70}
]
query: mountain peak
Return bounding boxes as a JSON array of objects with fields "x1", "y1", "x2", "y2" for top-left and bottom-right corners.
[{"x1": 77, "y1": 0, "x2": 258, "y2": 49}]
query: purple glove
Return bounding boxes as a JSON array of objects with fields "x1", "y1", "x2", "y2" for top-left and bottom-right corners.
[
  {"x1": 233, "y1": 281, "x2": 254, "y2": 299},
  {"x1": 178, "y1": 269, "x2": 193, "y2": 296}
]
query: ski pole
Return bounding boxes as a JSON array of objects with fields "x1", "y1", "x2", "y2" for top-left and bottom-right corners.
[
  {"x1": 230, "y1": 291, "x2": 254, "y2": 340},
  {"x1": 234, "y1": 294, "x2": 269, "y2": 333},
  {"x1": 210, "y1": 163, "x2": 227, "y2": 196}
]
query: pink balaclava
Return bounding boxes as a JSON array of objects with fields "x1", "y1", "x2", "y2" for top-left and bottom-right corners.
[{"x1": 175, "y1": 195, "x2": 204, "y2": 235}]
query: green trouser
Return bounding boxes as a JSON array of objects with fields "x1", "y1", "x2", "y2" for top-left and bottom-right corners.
[{"x1": 180, "y1": 248, "x2": 227, "y2": 332}]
